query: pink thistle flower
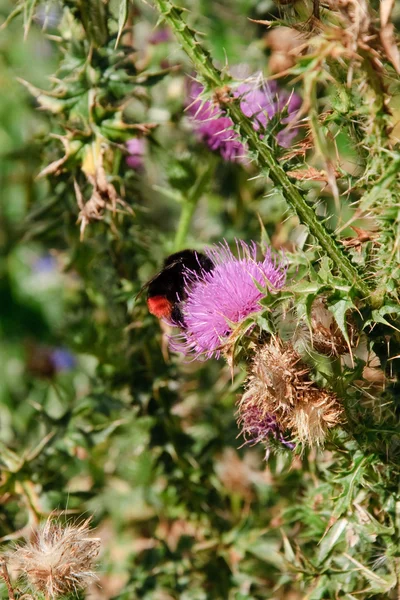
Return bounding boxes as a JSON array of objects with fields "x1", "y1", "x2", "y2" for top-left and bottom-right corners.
[
  {"x1": 126, "y1": 138, "x2": 146, "y2": 170},
  {"x1": 186, "y1": 75, "x2": 302, "y2": 160},
  {"x1": 187, "y1": 82, "x2": 245, "y2": 162},
  {"x1": 177, "y1": 240, "x2": 287, "y2": 359}
]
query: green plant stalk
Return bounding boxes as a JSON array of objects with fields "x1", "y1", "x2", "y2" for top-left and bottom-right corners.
[
  {"x1": 153, "y1": 0, "x2": 370, "y2": 298},
  {"x1": 174, "y1": 197, "x2": 198, "y2": 251},
  {"x1": 174, "y1": 163, "x2": 214, "y2": 250}
]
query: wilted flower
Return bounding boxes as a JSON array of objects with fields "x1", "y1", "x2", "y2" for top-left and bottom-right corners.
[
  {"x1": 237, "y1": 401, "x2": 294, "y2": 458},
  {"x1": 187, "y1": 75, "x2": 301, "y2": 160},
  {"x1": 126, "y1": 138, "x2": 146, "y2": 170},
  {"x1": 9, "y1": 517, "x2": 100, "y2": 599},
  {"x1": 309, "y1": 297, "x2": 354, "y2": 356},
  {"x1": 177, "y1": 240, "x2": 287, "y2": 359},
  {"x1": 264, "y1": 27, "x2": 306, "y2": 75},
  {"x1": 238, "y1": 339, "x2": 343, "y2": 447}
]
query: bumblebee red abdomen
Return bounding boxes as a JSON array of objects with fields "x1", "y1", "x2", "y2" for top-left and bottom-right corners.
[
  {"x1": 142, "y1": 249, "x2": 214, "y2": 327},
  {"x1": 147, "y1": 295, "x2": 173, "y2": 319}
]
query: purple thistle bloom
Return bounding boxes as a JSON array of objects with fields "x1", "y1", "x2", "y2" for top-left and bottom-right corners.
[
  {"x1": 126, "y1": 138, "x2": 146, "y2": 170},
  {"x1": 177, "y1": 240, "x2": 287, "y2": 359},
  {"x1": 187, "y1": 82, "x2": 245, "y2": 162},
  {"x1": 236, "y1": 81, "x2": 280, "y2": 129},
  {"x1": 187, "y1": 76, "x2": 302, "y2": 160}
]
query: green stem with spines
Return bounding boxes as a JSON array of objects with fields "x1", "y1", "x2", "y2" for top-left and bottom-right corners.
[
  {"x1": 153, "y1": 0, "x2": 370, "y2": 299},
  {"x1": 174, "y1": 163, "x2": 213, "y2": 251}
]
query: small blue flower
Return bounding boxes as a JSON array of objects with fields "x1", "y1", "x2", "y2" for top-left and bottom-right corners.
[{"x1": 51, "y1": 348, "x2": 76, "y2": 371}]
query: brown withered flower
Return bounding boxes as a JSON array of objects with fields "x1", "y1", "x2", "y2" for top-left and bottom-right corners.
[
  {"x1": 9, "y1": 517, "x2": 100, "y2": 599},
  {"x1": 238, "y1": 339, "x2": 343, "y2": 447}
]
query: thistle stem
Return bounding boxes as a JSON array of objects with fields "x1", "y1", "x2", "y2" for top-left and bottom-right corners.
[
  {"x1": 153, "y1": 0, "x2": 370, "y2": 299},
  {"x1": 174, "y1": 163, "x2": 214, "y2": 251},
  {"x1": 174, "y1": 197, "x2": 198, "y2": 251}
]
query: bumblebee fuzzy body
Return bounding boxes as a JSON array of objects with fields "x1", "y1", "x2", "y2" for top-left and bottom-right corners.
[{"x1": 145, "y1": 249, "x2": 214, "y2": 326}]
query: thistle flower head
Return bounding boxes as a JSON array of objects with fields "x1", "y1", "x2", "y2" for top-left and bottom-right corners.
[
  {"x1": 187, "y1": 75, "x2": 302, "y2": 160},
  {"x1": 178, "y1": 240, "x2": 287, "y2": 359},
  {"x1": 285, "y1": 390, "x2": 343, "y2": 445},
  {"x1": 187, "y1": 82, "x2": 245, "y2": 162},
  {"x1": 239, "y1": 339, "x2": 343, "y2": 448},
  {"x1": 9, "y1": 517, "x2": 100, "y2": 599},
  {"x1": 309, "y1": 297, "x2": 353, "y2": 356},
  {"x1": 235, "y1": 78, "x2": 301, "y2": 148}
]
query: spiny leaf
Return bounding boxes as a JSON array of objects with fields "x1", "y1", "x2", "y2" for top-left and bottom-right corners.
[
  {"x1": 328, "y1": 296, "x2": 355, "y2": 352},
  {"x1": 368, "y1": 303, "x2": 400, "y2": 332},
  {"x1": 317, "y1": 518, "x2": 347, "y2": 565},
  {"x1": 332, "y1": 454, "x2": 370, "y2": 520},
  {"x1": 79, "y1": 0, "x2": 108, "y2": 47},
  {"x1": 115, "y1": 0, "x2": 130, "y2": 48},
  {"x1": 343, "y1": 553, "x2": 397, "y2": 592}
]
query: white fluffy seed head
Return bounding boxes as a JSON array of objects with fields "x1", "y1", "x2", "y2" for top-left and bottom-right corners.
[{"x1": 9, "y1": 517, "x2": 100, "y2": 599}]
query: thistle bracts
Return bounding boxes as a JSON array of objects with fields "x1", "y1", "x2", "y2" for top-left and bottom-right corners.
[{"x1": 238, "y1": 339, "x2": 343, "y2": 449}]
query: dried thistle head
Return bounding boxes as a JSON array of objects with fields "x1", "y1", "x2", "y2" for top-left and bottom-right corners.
[
  {"x1": 285, "y1": 388, "x2": 344, "y2": 446},
  {"x1": 241, "y1": 338, "x2": 308, "y2": 414},
  {"x1": 9, "y1": 517, "x2": 100, "y2": 599},
  {"x1": 238, "y1": 339, "x2": 343, "y2": 448}
]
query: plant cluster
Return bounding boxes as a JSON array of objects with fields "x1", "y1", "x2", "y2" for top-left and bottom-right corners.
[{"x1": 0, "y1": 0, "x2": 399, "y2": 598}]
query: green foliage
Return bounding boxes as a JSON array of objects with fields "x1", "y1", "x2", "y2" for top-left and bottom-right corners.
[{"x1": 0, "y1": 0, "x2": 399, "y2": 598}]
